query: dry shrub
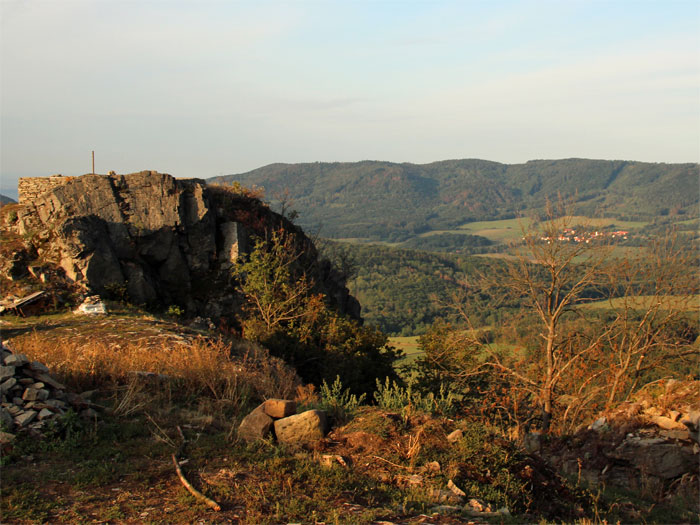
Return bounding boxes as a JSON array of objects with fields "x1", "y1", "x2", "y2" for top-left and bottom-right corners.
[{"x1": 11, "y1": 332, "x2": 300, "y2": 411}]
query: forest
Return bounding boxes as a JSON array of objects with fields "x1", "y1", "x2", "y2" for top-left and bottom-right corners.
[{"x1": 210, "y1": 158, "x2": 699, "y2": 241}]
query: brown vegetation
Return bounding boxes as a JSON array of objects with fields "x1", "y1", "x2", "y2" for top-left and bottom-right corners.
[{"x1": 423, "y1": 201, "x2": 698, "y2": 435}]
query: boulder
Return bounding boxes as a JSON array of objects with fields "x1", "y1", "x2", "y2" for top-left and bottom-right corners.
[
  {"x1": 274, "y1": 409, "x2": 328, "y2": 446},
  {"x1": 263, "y1": 399, "x2": 296, "y2": 419},
  {"x1": 238, "y1": 404, "x2": 274, "y2": 443}
]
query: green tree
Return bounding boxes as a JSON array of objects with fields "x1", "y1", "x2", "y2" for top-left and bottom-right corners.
[
  {"x1": 233, "y1": 229, "x2": 319, "y2": 334},
  {"x1": 233, "y1": 229, "x2": 403, "y2": 395}
]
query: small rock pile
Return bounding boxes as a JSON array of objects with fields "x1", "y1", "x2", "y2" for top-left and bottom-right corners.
[
  {"x1": 74, "y1": 295, "x2": 107, "y2": 315},
  {"x1": 0, "y1": 344, "x2": 98, "y2": 446},
  {"x1": 238, "y1": 399, "x2": 328, "y2": 446},
  {"x1": 544, "y1": 382, "x2": 700, "y2": 503}
]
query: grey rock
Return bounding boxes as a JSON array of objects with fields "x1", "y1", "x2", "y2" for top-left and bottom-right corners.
[
  {"x1": 611, "y1": 436, "x2": 697, "y2": 479},
  {"x1": 0, "y1": 366, "x2": 15, "y2": 382},
  {"x1": 22, "y1": 388, "x2": 40, "y2": 401},
  {"x1": 16, "y1": 171, "x2": 361, "y2": 326},
  {"x1": 274, "y1": 409, "x2": 328, "y2": 446},
  {"x1": 45, "y1": 399, "x2": 67, "y2": 409},
  {"x1": 29, "y1": 361, "x2": 50, "y2": 374},
  {"x1": 0, "y1": 431, "x2": 16, "y2": 444},
  {"x1": 28, "y1": 372, "x2": 65, "y2": 390},
  {"x1": 589, "y1": 417, "x2": 607, "y2": 431},
  {"x1": 80, "y1": 408, "x2": 98, "y2": 419},
  {"x1": 4, "y1": 354, "x2": 29, "y2": 367},
  {"x1": 0, "y1": 377, "x2": 17, "y2": 394},
  {"x1": 15, "y1": 410, "x2": 37, "y2": 426},
  {"x1": 37, "y1": 408, "x2": 53, "y2": 420},
  {"x1": 523, "y1": 431, "x2": 543, "y2": 453},
  {"x1": 238, "y1": 404, "x2": 274, "y2": 443},
  {"x1": 0, "y1": 407, "x2": 13, "y2": 429}
]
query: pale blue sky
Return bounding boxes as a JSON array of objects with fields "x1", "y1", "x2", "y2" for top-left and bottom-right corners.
[{"x1": 1, "y1": 0, "x2": 699, "y2": 197}]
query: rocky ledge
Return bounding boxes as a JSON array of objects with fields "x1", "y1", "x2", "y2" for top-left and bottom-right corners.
[{"x1": 5, "y1": 171, "x2": 359, "y2": 323}]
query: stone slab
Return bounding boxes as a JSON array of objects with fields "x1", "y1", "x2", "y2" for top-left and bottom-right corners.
[{"x1": 263, "y1": 399, "x2": 296, "y2": 419}]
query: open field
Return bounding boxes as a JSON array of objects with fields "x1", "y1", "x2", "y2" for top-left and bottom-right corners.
[
  {"x1": 580, "y1": 294, "x2": 700, "y2": 312},
  {"x1": 334, "y1": 216, "x2": 655, "y2": 254},
  {"x1": 389, "y1": 336, "x2": 422, "y2": 364},
  {"x1": 457, "y1": 216, "x2": 649, "y2": 243}
]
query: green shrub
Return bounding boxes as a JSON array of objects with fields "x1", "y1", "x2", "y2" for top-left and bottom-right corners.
[
  {"x1": 314, "y1": 376, "x2": 366, "y2": 424},
  {"x1": 167, "y1": 304, "x2": 183, "y2": 317},
  {"x1": 373, "y1": 377, "x2": 456, "y2": 416}
]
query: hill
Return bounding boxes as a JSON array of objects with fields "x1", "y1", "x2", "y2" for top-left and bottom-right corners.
[
  {"x1": 210, "y1": 159, "x2": 698, "y2": 241},
  {"x1": 0, "y1": 194, "x2": 17, "y2": 206}
]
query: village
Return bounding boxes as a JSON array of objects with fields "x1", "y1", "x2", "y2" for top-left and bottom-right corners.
[{"x1": 541, "y1": 227, "x2": 629, "y2": 244}]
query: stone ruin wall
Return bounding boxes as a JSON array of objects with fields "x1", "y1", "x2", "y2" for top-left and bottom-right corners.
[{"x1": 18, "y1": 175, "x2": 74, "y2": 205}]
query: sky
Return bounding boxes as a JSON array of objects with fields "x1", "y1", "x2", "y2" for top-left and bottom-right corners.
[{"x1": 1, "y1": 0, "x2": 699, "y2": 198}]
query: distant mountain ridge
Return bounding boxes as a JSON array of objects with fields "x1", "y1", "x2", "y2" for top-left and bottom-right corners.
[
  {"x1": 210, "y1": 158, "x2": 698, "y2": 241},
  {"x1": 0, "y1": 194, "x2": 17, "y2": 206}
]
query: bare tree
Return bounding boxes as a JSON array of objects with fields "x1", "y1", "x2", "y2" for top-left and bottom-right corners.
[
  {"x1": 598, "y1": 233, "x2": 698, "y2": 409},
  {"x1": 445, "y1": 200, "x2": 698, "y2": 433}
]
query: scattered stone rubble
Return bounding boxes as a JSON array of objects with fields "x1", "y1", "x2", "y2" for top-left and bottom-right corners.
[
  {"x1": 543, "y1": 381, "x2": 700, "y2": 503},
  {"x1": 0, "y1": 343, "x2": 99, "y2": 448},
  {"x1": 238, "y1": 399, "x2": 329, "y2": 446}
]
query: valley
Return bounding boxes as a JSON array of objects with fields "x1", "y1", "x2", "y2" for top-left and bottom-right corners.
[{"x1": 1, "y1": 166, "x2": 698, "y2": 524}]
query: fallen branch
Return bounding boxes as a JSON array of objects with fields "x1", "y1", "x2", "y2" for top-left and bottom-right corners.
[
  {"x1": 171, "y1": 453, "x2": 221, "y2": 511},
  {"x1": 370, "y1": 455, "x2": 413, "y2": 470}
]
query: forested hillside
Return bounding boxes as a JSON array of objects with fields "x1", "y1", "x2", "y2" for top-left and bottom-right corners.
[
  {"x1": 320, "y1": 241, "x2": 505, "y2": 335},
  {"x1": 211, "y1": 159, "x2": 698, "y2": 241}
]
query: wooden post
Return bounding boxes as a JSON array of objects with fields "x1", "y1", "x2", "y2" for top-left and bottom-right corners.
[{"x1": 92, "y1": 151, "x2": 95, "y2": 174}]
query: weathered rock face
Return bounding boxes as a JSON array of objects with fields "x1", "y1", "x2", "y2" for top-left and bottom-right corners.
[{"x1": 10, "y1": 171, "x2": 361, "y2": 322}]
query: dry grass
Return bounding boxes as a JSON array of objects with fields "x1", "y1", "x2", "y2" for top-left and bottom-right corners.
[{"x1": 11, "y1": 332, "x2": 300, "y2": 411}]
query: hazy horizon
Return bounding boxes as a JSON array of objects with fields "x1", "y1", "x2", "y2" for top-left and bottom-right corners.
[{"x1": 2, "y1": 0, "x2": 699, "y2": 198}]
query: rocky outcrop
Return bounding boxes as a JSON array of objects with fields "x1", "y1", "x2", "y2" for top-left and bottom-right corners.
[
  {"x1": 543, "y1": 380, "x2": 699, "y2": 510},
  {"x1": 8, "y1": 171, "x2": 360, "y2": 323}
]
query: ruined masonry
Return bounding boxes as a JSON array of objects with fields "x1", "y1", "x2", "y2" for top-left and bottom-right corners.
[
  {"x1": 0, "y1": 343, "x2": 99, "y2": 448},
  {"x1": 17, "y1": 175, "x2": 73, "y2": 205}
]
